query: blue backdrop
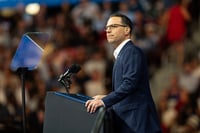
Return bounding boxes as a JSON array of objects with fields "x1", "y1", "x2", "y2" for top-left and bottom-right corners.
[{"x1": 0, "y1": 0, "x2": 120, "y2": 8}]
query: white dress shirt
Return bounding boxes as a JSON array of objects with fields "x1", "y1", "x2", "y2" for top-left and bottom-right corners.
[{"x1": 113, "y1": 39, "x2": 131, "y2": 59}]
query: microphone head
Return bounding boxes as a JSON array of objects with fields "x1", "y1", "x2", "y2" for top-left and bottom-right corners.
[{"x1": 69, "y1": 64, "x2": 81, "y2": 74}]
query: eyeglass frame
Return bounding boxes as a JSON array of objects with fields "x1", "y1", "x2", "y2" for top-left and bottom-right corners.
[{"x1": 104, "y1": 24, "x2": 127, "y2": 31}]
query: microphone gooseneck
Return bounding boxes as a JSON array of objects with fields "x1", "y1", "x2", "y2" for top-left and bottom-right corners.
[
  {"x1": 58, "y1": 64, "x2": 81, "y2": 93},
  {"x1": 58, "y1": 64, "x2": 81, "y2": 82}
]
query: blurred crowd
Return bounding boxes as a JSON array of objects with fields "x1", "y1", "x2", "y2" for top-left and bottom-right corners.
[{"x1": 0, "y1": 0, "x2": 200, "y2": 132}]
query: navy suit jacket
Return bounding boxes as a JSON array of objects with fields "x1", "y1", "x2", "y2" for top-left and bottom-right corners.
[{"x1": 102, "y1": 41, "x2": 161, "y2": 133}]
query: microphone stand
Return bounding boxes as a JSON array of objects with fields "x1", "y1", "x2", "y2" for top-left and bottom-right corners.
[{"x1": 58, "y1": 75, "x2": 71, "y2": 93}]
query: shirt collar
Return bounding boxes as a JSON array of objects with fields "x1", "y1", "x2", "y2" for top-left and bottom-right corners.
[{"x1": 113, "y1": 39, "x2": 131, "y2": 59}]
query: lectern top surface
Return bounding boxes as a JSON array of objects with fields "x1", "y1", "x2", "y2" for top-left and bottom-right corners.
[{"x1": 54, "y1": 92, "x2": 93, "y2": 104}]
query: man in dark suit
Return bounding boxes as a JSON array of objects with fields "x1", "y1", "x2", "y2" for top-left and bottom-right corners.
[{"x1": 85, "y1": 13, "x2": 162, "y2": 133}]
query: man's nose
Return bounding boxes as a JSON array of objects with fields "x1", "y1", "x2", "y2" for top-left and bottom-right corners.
[{"x1": 105, "y1": 28, "x2": 111, "y2": 33}]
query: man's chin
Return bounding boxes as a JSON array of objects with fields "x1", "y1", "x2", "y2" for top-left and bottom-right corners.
[{"x1": 107, "y1": 39, "x2": 114, "y2": 44}]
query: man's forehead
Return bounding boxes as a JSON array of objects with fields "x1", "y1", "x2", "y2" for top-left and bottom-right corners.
[{"x1": 107, "y1": 17, "x2": 122, "y2": 25}]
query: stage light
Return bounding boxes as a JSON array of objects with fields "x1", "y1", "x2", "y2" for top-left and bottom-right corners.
[{"x1": 25, "y1": 3, "x2": 40, "y2": 15}]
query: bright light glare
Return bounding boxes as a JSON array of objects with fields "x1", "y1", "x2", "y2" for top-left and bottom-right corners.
[
  {"x1": 25, "y1": 3, "x2": 40, "y2": 15},
  {"x1": 0, "y1": 8, "x2": 15, "y2": 17}
]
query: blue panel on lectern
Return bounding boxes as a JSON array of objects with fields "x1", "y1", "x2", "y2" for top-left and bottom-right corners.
[
  {"x1": 10, "y1": 33, "x2": 48, "y2": 71},
  {"x1": 54, "y1": 92, "x2": 93, "y2": 104}
]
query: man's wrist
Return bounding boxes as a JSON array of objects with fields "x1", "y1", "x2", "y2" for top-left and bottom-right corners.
[{"x1": 100, "y1": 100, "x2": 105, "y2": 107}]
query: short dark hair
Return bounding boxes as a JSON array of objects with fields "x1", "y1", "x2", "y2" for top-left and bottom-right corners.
[{"x1": 110, "y1": 13, "x2": 133, "y2": 34}]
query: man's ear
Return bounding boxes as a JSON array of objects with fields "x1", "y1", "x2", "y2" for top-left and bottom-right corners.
[{"x1": 125, "y1": 27, "x2": 130, "y2": 35}]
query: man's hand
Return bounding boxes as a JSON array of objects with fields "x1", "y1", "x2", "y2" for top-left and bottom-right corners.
[{"x1": 85, "y1": 99, "x2": 104, "y2": 113}]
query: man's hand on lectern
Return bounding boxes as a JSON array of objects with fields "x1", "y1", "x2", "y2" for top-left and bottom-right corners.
[{"x1": 85, "y1": 95, "x2": 105, "y2": 113}]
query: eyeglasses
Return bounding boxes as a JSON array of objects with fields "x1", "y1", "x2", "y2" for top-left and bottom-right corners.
[{"x1": 104, "y1": 24, "x2": 127, "y2": 31}]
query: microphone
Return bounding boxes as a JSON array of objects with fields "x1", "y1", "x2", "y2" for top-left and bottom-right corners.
[{"x1": 58, "y1": 64, "x2": 81, "y2": 82}]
